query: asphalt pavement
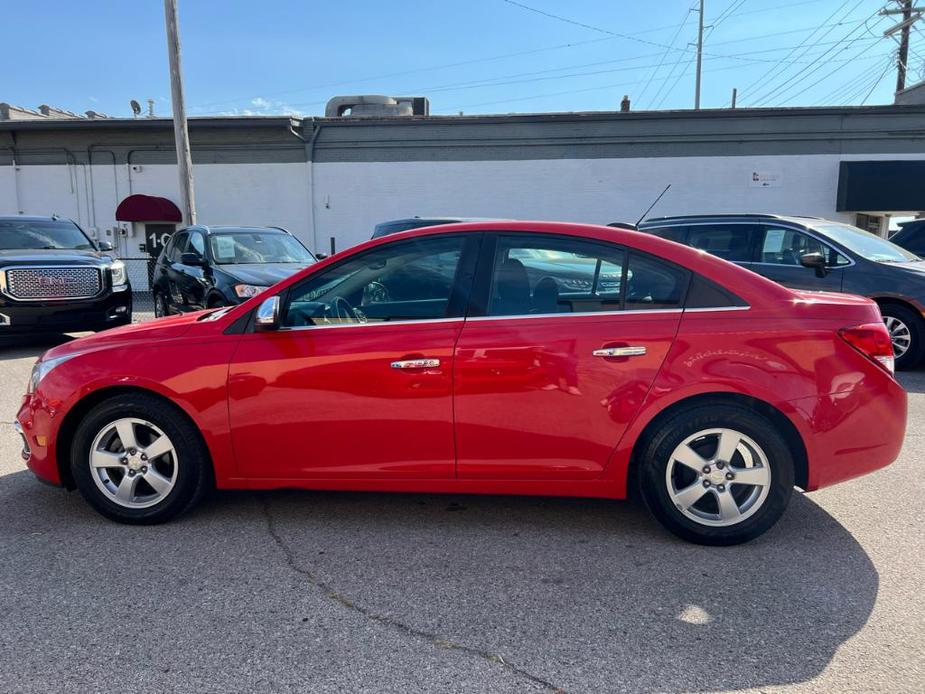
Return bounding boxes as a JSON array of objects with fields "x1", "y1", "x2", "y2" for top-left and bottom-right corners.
[{"x1": 0, "y1": 333, "x2": 922, "y2": 693}]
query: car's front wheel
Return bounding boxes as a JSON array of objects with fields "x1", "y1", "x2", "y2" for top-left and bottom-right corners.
[
  {"x1": 153, "y1": 292, "x2": 168, "y2": 318},
  {"x1": 638, "y1": 404, "x2": 794, "y2": 545},
  {"x1": 70, "y1": 393, "x2": 211, "y2": 524},
  {"x1": 880, "y1": 303, "x2": 925, "y2": 370}
]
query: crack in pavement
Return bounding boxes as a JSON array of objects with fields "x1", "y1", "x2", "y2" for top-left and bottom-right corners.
[{"x1": 260, "y1": 496, "x2": 565, "y2": 693}]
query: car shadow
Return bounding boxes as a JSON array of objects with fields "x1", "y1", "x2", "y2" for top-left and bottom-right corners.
[
  {"x1": 1, "y1": 469, "x2": 878, "y2": 694},
  {"x1": 0, "y1": 333, "x2": 77, "y2": 361},
  {"x1": 896, "y1": 368, "x2": 925, "y2": 394}
]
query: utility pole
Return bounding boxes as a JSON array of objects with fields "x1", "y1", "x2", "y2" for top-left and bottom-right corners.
[
  {"x1": 163, "y1": 0, "x2": 197, "y2": 225},
  {"x1": 882, "y1": 0, "x2": 923, "y2": 93},
  {"x1": 695, "y1": 0, "x2": 705, "y2": 109}
]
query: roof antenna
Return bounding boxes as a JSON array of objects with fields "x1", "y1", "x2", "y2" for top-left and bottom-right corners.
[{"x1": 635, "y1": 184, "x2": 672, "y2": 227}]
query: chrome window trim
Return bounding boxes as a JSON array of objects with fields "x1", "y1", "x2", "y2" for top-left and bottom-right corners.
[
  {"x1": 0, "y1": 264, "x2": 105, "y2": 302},
  {"x1": 466, "y1": 308, "x2": 684, "y2": 322},
  {"x1": 278, "y1": 316, "x2": 464, "y2": 332},
  {"x1": 647, "y1": 220, "x2": 856, "y2": 270},
  {"x1": 683, "y1": 306, "x2": 751, "y2": 313}
]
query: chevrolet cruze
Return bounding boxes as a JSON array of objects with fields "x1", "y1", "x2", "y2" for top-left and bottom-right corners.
[{"x1": 16, "y1": 222, "x2": 906, "y2": 545}]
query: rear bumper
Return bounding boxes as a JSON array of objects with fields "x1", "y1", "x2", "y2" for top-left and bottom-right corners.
[
  {"x1": 793, "y1": 370, "x2": 907, "y2": 491},
  {"x1": 0, "y1": 288, "x2": 131, "y2": 334}
]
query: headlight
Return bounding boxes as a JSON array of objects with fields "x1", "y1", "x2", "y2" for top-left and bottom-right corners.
[
  {"x1": 234, "y1": 284, "x2": 265, "y2": 299},
  {"x1": 110, "y1": 260, "x2": 127, "y2": 286},
  {"x1": 28, "y1": 354, "x2": 77, "y2": 393}
]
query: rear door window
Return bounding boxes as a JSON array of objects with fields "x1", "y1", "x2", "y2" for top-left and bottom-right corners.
[
  {"x1": 687, "y1": 225, "x2": 759, "y2": 263},
  {"x1": 625, "y1": 252, "x2": 689, "y2": 310}
]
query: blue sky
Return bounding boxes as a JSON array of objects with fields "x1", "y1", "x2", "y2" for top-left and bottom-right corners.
[{"x1": 3, "y1": 0, "x2": 919, "y2": 118}]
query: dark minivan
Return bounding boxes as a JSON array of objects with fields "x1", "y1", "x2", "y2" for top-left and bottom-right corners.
[
  {"x1": 634, "y1": 214, "x2": 925, "y2": 369},
  {"x1": 152, "y1": 225, "x2": 315, "y2": 316}
]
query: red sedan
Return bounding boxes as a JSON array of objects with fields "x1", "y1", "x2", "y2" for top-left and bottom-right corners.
[{"x1": 16, "y1": 222, "x2": 906, "y2": 544}]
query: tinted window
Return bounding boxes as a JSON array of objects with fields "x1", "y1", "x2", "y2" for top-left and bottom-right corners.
[
  {"x1": 188, "y1": 231, "x2": 205, "y2": 257},
  {"x1": 0, "y1": 219, "x2": 94, "y2": 250},
  {"x1": 759, "y1": 226, "x2": 849, "y2": 267},
  {"x1": 685, "y1": 274, "x2": 747, "y2": 308},
  {"x1": 646, "y1": 226, "x2": 688, "y2": 243},
  {"x1": 625, "y1": 252, "x2": 688, "y2": 310},
  {"x1": 168, "y1": 232, "x2": 188, "y2": 262},
  {"x1": 284, "y1": 235, "x2": 465, "y2": 327},
  {"x1": 489, "y1": 236, "x2": 624, "y2": 316},
  {"x1": 687, "y1": 225, "x2": 758, "y2": 262}
]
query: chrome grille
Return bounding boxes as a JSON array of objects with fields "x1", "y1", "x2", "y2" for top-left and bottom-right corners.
[{"x1": 4, "y1": 266, "x2": 102, "y2": 300}]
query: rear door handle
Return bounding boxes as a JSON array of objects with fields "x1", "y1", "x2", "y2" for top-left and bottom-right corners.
[
  {"x1": 592, "y1": 346, "x2": 646, "y2": 358},
  {"x1": 391, "y1": 358, "x2": 441, "y2": 369}
]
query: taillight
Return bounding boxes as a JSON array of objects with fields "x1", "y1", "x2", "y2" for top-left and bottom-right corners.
[{"x1": 838, "y1": 323, "x2": 895, "y2": 374}]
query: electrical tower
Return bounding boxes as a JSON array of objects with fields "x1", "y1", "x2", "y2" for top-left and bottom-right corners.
[{"x1": 881, "y1": 0, "x2": 924, "y2": 92}]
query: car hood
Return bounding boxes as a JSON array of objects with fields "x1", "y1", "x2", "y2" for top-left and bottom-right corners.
[
  {"x1": 0, "y1": 248, "x2": 110, "y2": 265},
  {"x1": 41, "y1": 311, "x2": 206, "y2": 361},
  {"x1": 220, "y1": 263, "x2": 311, "y2": 286}
]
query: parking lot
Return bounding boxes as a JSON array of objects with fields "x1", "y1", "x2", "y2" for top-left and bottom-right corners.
[{"x1": 0, "y1": 335, "x2": 922, "y2": 694}]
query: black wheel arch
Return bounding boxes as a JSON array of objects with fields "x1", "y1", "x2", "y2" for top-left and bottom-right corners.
[
  {"x1": 627, "y1": 392, "x2": 809, "y2": 496},
  {"x1": 55, "y1": 385, "x2": 214, "y2": 490}
]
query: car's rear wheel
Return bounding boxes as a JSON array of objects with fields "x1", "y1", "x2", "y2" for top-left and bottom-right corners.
[
  {"x1": 70, "y1": 393, "x2": 211, "y2": 524},
  {"x1": 880, "y1": 303, "x2": 924, "y2": 370},
  {"x1": 638, "y1": 404, "x2": 794, "y2": 545},
  {"x1": 153, "y1": 292, "x2": 168, "y2": 318}
]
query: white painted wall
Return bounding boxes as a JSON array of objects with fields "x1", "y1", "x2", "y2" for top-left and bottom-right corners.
[{"x1": 2, "y1": 152, "x2": 921, "y2": 257}]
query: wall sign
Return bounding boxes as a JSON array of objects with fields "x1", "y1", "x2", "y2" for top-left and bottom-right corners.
[{"x1": 749, "y1": 171, "x2": 783, "y2": 188}]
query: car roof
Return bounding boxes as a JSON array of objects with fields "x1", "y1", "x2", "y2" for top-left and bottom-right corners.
[
  {"x1": 185, "y1": 225, "x2": 290, "y2": 235},
  {"x1": 0, "y1": 215, "x2": 74, "y2": 223},
  {"x1": 638, "y1": 213, "x2": 827, "y2": 228}
]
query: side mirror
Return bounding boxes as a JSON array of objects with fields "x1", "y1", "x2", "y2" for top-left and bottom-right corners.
[
  {"x1": 180, "y1": 252, "x2": 205, "y2": 266},
  {"x1": 255, "y1": 296, "x2": 281, "y2": 331},
  {"x1": 799, "y1": 252, "x2": 828, "y2": 278},
  {"x1": 97, "y1": 240, "x2": 114, "y2": 252}
]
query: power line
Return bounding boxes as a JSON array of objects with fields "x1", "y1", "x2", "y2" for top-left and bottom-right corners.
[
  {"x1": 636, "y1": 7, "x2": 695, "y2": 104},
  {"x1": 747, "y1": 10, "x2": 885, "y2": 105},
  {"x1": 861, "y1": 55, "x2": 897, "y2": 103},
  {"x1": 735, "y1": 0, "x2": 861, "y2": 103}
]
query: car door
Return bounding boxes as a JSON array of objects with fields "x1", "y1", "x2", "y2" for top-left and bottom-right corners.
[
  {"x1": 164, "y1": 231, "x2": 189, "y2": 310},
  {"x1": 228, "y1": 233, "x2": 479, "y2": 480},
  {"x1": 178, "y1": 230, "x2": 209, "y2": 310},
  {"x1": 453, "y1": 233, "x2": 688, "y2": 480},
  {"x1": 751, "y1": 224, "x2": 847, "y2": 291}
]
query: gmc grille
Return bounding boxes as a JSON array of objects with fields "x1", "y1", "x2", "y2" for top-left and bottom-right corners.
[{"x1": 4, "y1": 267, "x2": 102, "y2": 300}]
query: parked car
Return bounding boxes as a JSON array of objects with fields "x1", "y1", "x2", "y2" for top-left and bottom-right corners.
[
  {"x1": 372, "y1": 216, "x2": 502, "y2": 238},
  {"x1": 888, "y1": 218, "x2": 925, "y2": 257},
  {"x1": 151, "y1": 225, "x2": 315, "y2": 316},
  {"x1": 0, "y1": 215, "x2": 131, "y2": 334},
  {"x1": 18, "y1": 221, "x2": 905, "y2": 545},
  {"x1": 631, "y1": 214, "x2": 925, "y2": 369}
]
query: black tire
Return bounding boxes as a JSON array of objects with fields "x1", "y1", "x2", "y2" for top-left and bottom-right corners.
[
  {"x1": 638, "y1": 403, "x2": 794, "y2": 546},
  {"x1": 70, "y1": 392, "x2": 211, "y2": 524},
  {"x1": 879, "y1": 303, "x2": 925, "y2": 370},
  {"x1": 153, "y1": 292, "x2": 168, "y2": 318}
]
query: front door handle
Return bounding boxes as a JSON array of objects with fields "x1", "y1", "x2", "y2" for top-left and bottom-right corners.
[
  {"x1": 592, "y1": 346, "x2": 647, "y2": 358},
  {"x1": 391, "y1": 358, "x2": 441, "y2": 369}
]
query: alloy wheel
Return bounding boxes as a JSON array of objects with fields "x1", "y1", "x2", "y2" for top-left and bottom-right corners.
[
  {"x1": 89, "y1": 418, "x2": 178, "y2": 509},
  {"x1": 884, "y1": 315, "x2": 911, "y2": 358},
  {"x1": 665, "y1": 428, "x2": 771, "y2": 527}
]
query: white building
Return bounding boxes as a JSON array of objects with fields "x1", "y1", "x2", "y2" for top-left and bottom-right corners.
[{"x1": 2, "y1": 102, "x2": 923, "y2": 262}]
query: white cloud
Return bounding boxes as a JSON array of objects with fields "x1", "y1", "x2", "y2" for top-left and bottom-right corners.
[{"x1": 250, "y1": 97, "x2": 271, "y2": 109}]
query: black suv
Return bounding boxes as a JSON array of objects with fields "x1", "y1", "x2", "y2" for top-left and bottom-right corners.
[
  {"x1": 633, "y1": 214, "x2": 925, "y2": 369},
  {"x1": 0, "y1": 215, "x2": 131, "y2": 335},
  {"x1": 152, "y1": 225, "x2": 315, "y2": 316}
]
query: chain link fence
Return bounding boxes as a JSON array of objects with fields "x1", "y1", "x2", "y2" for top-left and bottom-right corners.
[{"x1": 122, "y1": 257, "x2": 157, "y2": 323}]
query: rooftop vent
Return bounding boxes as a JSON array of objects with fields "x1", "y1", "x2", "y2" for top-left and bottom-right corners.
[{"x1": 325, "y1": 95, "x2": 429, "y2": 118}]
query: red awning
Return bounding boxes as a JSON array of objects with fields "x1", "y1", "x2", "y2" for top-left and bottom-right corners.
[{"x1": 115, "y1": 194, "x2": 182, "y2": 223}]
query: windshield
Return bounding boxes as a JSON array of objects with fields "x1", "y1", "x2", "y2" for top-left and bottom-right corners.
[
  {"x1": 814, "y1": 223, "x2": 920, "y2": 263},
  {"x1": 209, "y1": 232, "x2": 314, "y2": 265},
  {"x1": 0, "y1": 219, "x2": 94, "y2": 250}
]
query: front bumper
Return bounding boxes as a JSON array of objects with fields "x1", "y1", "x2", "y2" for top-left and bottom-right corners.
[
  {"x1": 0, "y1": 287, "x2": 131, "y2": 334},
  {"x1": 17, "y1": 393, "x2": 63, "y2": 486}
]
